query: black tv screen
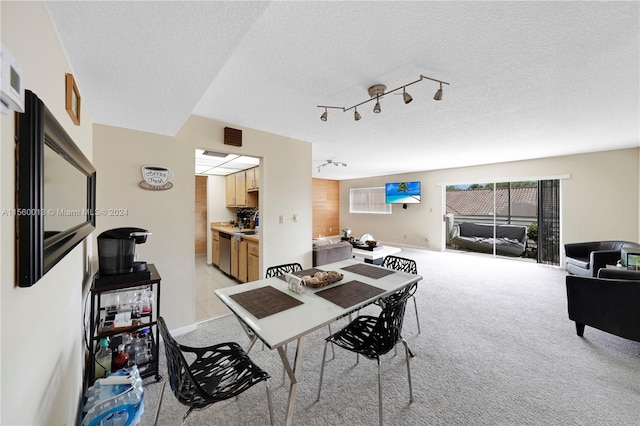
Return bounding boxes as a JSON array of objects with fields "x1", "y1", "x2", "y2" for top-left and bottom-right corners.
[{"x1": 385, "y1": 181, "x2": 421, "y2": 204}]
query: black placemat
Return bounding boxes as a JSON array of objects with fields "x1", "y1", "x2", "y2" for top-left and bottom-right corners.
[
  {"x1": 341, "y1": 263, "x2": 396, "y2": 279},
  {"x1": 229, "y1": 286, "x2": 303, "y2": 319},
  {"x1": 315, "y1": 280, "x2": 385, "y2": 309}
]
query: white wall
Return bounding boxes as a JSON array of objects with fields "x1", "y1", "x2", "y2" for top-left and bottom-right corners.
[
  {"x1": 1, "y1": 2, "x2": 94, "y2": 424},
  {"x1": 340, "y1": 148, "x2": 640, "y2": 254},
  {"x1": 205, "y1": 174, "x2": 234, "y2": 263},
  {"x1": 93, "y1": 115, "x2": 312, "y2": 331}
]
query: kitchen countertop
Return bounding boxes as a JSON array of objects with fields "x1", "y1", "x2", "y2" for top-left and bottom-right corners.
[{"x1": 210, "y1": 224, "x2": 259, "y2": 243}]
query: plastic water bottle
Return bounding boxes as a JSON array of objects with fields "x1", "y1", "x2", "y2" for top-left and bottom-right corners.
[
  {"x1": 95, "y1": 338, "x2": 112, "y2": 379},
  {"x1": 82, "y1": 366, "x2": 145, "y2": 426}
]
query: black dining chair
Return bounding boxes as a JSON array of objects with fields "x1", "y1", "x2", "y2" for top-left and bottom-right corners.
[
  {"x1": 381, "y1": 255, "x2": 421, "y2": 334},
  {"x1": 265, "y1": 262, "x2": 303, "y2": 278},
  {"x1": 316, "y1": 282, "x2": 417, "y2": 426},
  {"x1": 156, "y1": 316, "x2": 273, "y2": 425}
]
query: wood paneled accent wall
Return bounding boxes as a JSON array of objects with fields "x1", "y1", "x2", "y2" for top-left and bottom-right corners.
[
  {"x1": 312, "y1": 178, "x2": 340, "y2": 238},
  {"x1": 195, "y1": 175, "x2": 208, "y2": 254}
]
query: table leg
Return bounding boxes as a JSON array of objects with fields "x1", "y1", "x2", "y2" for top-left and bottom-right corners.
[
  {"x1": 277, "y1": 337, "x2": 305, "y2": 426},
  {"x1": 245, "y1": 334, "x2": 258, "y2": 354}
]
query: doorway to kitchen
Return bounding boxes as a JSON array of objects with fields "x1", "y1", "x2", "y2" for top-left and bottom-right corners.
[{"x1": 194, "y1": 149, "x2": 260, "y2": 322}]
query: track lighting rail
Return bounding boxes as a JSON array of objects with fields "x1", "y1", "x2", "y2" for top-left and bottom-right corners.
[
  {"x1": 317, "y1": 159, "x2": 347, "y2": 172},
  {"x1": 317, "y1": 74, "x2": 449, "y2": 121}
]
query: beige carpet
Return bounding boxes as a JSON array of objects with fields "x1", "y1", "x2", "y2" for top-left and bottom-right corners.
[{"x1": 140, "y1": 249, "x2": 640, "y2": 425}]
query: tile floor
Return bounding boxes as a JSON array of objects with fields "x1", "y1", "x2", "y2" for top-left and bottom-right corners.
[{"x1": 194, "y1": 254, "x2": 237, "y2": 322}]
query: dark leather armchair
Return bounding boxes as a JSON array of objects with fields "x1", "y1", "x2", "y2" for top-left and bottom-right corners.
[
  {"x1": 566, "y1": 272, "x2": 640, "y2": 342},
  {"x1": 564, "y1": 241, "x2": 640, "y2": 277}
]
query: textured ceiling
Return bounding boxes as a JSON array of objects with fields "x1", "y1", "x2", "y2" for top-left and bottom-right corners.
[{"x1": 45, "y1": 1, "x2": 639, "y2": 180}]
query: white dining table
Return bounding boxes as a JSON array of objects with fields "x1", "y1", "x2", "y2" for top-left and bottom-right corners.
[{"x1": 214, "y1": 259, "x2": 422, "y2": 426}]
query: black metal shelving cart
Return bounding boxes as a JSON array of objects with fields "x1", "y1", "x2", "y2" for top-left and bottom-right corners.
[{"x1": 89, "y1": 264, "x2": 162, "y2": 384}]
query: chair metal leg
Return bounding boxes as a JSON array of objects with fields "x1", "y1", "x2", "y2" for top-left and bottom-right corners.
[
  {"x1": 181, "y1": 406, "x2": 195, "y2": 426},
  {"x1": 265, "y1": 381, "x2": 274, "y2": 426},
  {"x1": 412, "y1": 295, "x2": 421, "y2": 334},
  {"x1": 377, "y1": 358, "x2": 383, "y2": 426},
  {"x1": 152, "y1": 381, "x2": 166, "y2": 426},
  {"x1": 316, "y1": 340, "x2": 330, "y2": 401},
  {"x1": 401, "y1": 338, "x2": 414, "y2": 403}
]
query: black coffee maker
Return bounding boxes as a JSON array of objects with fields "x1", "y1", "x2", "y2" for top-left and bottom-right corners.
[{"x1": 97, "y1": 227, "x2": 151, "y2": 276}]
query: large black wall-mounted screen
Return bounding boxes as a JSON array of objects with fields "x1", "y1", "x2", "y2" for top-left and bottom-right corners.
[{"x1": 15, "y1": 90, "x2": 96, "y2": 287}]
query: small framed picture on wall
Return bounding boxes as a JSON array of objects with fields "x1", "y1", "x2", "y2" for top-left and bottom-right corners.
[{"x1": 65, "y1": 73, "x2": 81, "y2": 125}]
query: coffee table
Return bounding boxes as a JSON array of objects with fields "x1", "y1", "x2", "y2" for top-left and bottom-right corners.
[{"x1": 352, "y1": 245, "x2": 401, "y2": 265}]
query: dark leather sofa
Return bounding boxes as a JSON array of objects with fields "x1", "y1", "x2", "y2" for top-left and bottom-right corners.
[
  {"x1": 450, "y1": 222, "x2": 528, "y2": 256},
  {"x1": 566, "y1": 270, "x2": 640, "y2": 342},
  {"x1": 564, "y1": 240, "x2": 640, "y2": 277}
]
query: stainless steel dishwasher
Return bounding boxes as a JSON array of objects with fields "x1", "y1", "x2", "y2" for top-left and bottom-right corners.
[{"x1": 219, "y1": 232, "x2": 232, "y2": 275}]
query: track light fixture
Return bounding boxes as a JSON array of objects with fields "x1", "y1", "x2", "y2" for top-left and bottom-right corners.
[
  {"x1": 317, "y1": 159, "x2": 347, "y2": 172},
  {"x1": 434, "y1": 82, "x2": 443, "y2": 101},
  {"x1": 317, "y1": 74, "x2": 449, "y2": 121},
  {"x1": 403, "y1": 87, "x2": 413, "y2": 104}
]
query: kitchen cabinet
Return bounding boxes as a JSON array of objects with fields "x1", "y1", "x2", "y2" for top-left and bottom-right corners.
[
  {"x1": 211, "y1": 225, "x2": 258, "y2": 282},
  {"x1": 226, "y1": 171, "x2": 257, "y2": 207},
  {"x1": 246, "y1": 166, "x2": 259, "y2": 191},
  {"x1": 231, "y1": 237, "x2": 239, "y2": 277},
  {"x1": 247, "y1": 240, "x2": 260, "y2": 282},
  {"x1": 89, "y1": 264, "x2": 162, "y2": 385},
  {"x1": 226, "y1": 173, "x2": 246, "y2": 207},
  {"x1": 231, "y1": 237, "x2": 248, "y2": 282},
  {"x1": 212, "y1": 231, "x2": 220, "y2": 266},
  {"x1": 238, "y1": 240, "x2": 248, "y2": 282}
]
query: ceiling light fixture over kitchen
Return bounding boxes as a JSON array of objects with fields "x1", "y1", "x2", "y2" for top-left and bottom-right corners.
[
  {"x1": 317, "y1": 159, "x2": 347, "y2": 172},
  {"x1": 317, "y1": 74, "x2": 449, "y2": 121}
]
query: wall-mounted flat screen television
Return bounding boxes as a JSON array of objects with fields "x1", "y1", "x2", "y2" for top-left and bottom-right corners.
[{"x1": 385, "y1": 181, "x2": 421, "y2": 204}]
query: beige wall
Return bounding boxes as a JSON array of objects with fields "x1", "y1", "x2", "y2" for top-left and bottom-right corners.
[
  {"x1": 178, "y1": 116, "x2": 313, "y2": 273},
  {"x1": 93, "y1": 115, "x2": 313, "y2": 330},
  {"x1": 340, "y1": 148, "x2": 640, "y2": 255},
  {"x1": 92, "y1": 125, "x2": 197, "y2": 328},
  {"x1": 206, "y1": 174, "x2": 234, "y2": 261},
  {"x1": 1, "y1": 2, "x2": 94, "y2": 424}
]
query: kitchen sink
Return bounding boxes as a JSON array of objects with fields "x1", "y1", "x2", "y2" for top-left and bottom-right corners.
[{"x1": 233, "y1": 229, "x2": 256, "y2": 239}]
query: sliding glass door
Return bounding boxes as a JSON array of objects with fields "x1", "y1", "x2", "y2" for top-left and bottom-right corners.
[
  {"x1": 446, "y1": 181, "x2": 549, "y2": 262},
  {"x1": 537, "y1": 179, "x2": 560, "y2": 265}
]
